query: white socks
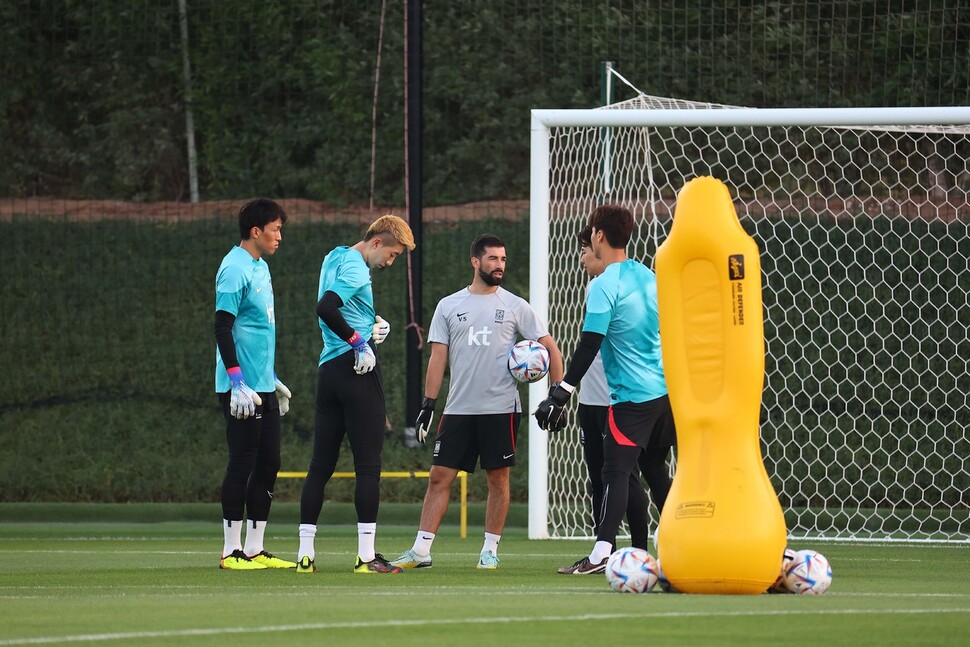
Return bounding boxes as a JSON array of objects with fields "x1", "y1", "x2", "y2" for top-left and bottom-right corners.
[
  {"x1": 298, "y1": 523, "x2": 317, "y2": 561},
  {"x1": 482, "y1": 532, "x2": 501, "y2": 555},
  {"x1": 297, "y1": 522, "x2": 382, "y2": 564},
  {"x1": 411, "y1": 530, "x2": 436, "y2": 556},
  {"x1": 291, "y1": 526, "x2": 504, "y2": 564},
  {"x1": 222, "y1": 519, "x2": 243, "y2": 557},
  {"x1": 357, "y1": 523, "x2": 377, "y2": 562},
  {"x1": 243, "y1": 519, "x2": 266, "y2": 557},
  {"x1": 589, "y1": 540, "x2": 613, "y2": 564}
]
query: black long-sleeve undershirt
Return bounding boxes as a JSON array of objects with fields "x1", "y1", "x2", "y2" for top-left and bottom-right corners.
[
  {"x1": 217, "y1": 292, "x2": 355, "y2": 375},
  {"x1": 316, "y1": 290, "x2": 356, "y2": 341},
  {"x1": 214, "y1": 310, "x2": 240, "y2": 370},
  {"x1": 562, "y1": 331, "x2": 605, "y2": 387}
]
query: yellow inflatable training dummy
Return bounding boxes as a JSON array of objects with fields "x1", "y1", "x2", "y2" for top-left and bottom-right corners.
[{"x1": 655, "y1": 176, "x2": 787, "y2": 594}]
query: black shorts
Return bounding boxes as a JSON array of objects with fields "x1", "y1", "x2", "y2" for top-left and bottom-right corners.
[
  {"x1": 432, "y1": 413, "x2": 521, "y2": 473},
  {"x1": 606, "y1": 395, "x2": 675, "y2": 451},
  {"x1": 578, "y1": 402, "x2": 608, "y2": 465}
]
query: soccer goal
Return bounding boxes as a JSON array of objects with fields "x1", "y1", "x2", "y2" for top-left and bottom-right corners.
[{"x1": 527, "y1": 96, "x2": 970, "y2": 543}]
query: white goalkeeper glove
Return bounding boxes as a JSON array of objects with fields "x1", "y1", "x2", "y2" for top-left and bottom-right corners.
[
  {"x1": 372, "y1": 315, "x2": 390, "y2": 344},
  {"x1": 274, "y1": 376, "x2": 292, "y2": 416},
  {"x1": 348, "y1": 332, "x2": 376, "y2": 375},
  {"x1": 227, "y1": 367, "x2": 262, "y2": 420}
]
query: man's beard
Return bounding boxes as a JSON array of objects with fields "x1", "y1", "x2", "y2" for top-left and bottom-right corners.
[{"x1": 479, "y1": 268, "x2": 504, "y2": 286}]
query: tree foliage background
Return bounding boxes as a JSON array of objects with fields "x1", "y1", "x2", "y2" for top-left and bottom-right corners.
[
  {"x1": 2, "y1": 0, "x2": 967, "y2": 204},
  {"x1": 2, "y1": 1, "x2": 968, "y2": 504}
]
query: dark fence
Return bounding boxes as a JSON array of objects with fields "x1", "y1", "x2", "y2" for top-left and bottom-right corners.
[{"x1": 3, "y1": 1, "x2": 968, "y2": 502}]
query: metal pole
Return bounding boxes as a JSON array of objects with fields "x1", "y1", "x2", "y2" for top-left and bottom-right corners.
[
  {"x1": 178, "y1": 0, "x2": 199, "y2": 203},
  {"x1": 404, "y1": 0, "x2": 424, "y2": 446}
]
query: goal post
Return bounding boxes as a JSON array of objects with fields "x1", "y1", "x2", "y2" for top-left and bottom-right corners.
[
  {"x1": 529, "y1": 100, "x2": 970, "y2": 543},
  {"x1": 527, "y1": 119, "x2": 552, "y2": 539}
]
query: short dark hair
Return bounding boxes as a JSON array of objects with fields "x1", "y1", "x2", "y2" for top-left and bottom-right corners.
[
  {"x1": 588, "y1": 204, "x2": 633, "y2": 248},
  {"x1": 470, "y1": 234, "x2": 506, "y2": 259},
  {"x1": 576, "y1": 224, "x2": 593, "y2": 247},
  {"x1": 238, "y1": 198, "x2": 288, "y2": 240}
]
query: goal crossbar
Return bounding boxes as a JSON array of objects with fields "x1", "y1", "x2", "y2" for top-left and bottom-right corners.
[{"x1": 532, "y1": 106, "x2": 970, "y2": 129}]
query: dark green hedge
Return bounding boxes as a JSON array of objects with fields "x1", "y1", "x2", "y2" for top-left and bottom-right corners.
[
  {"x1": 3, "y1": 211, "x2": 967, "y2": 509},
  {"x1": 2, "y1": 211, "x2": 533, "y2": 503}
]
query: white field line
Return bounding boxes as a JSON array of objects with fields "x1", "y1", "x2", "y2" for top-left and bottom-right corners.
[
  {"x1": 0, "y1": 608, "x2": 968, "y2": 645},
  {"x1": 1, "y1": 588, "x2": 967, "y2": 602}
]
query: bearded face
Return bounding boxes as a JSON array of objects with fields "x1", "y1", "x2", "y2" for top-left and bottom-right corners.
[
  {"x1": 478, "y1": 265, "x2": 504, "y2": 286},
  {"x1": 474, "y1": 246, "x2": 506, "y2": 286}
]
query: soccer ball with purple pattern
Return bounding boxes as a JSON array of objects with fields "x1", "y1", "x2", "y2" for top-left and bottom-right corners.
[
  {"x1": 507, "y1": 339, "x2": 550, "y2": 383},
  {"x1": 784, "y1": 549, "x2": 832, "y2": 595},
  {"x1": 605, "y1": 547, "x2": 660, "y2": 594}
]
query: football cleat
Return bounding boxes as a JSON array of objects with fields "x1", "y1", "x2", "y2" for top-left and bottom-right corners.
[
  {"x1": 557, "y1": 555, "x2": 608, "y2": 575},
  {"x1": 476, "y1": 550, "x2": 500, "y2": 570},
  {"x1": 248, "y1": 550, "x2": 297, "y2": 569},
  {"x1": 219, "y1": 549, "x2": 269, "y2": 570},
  {"x1": 389, "y1": 549, "x2": 433, "y2": 569},
  {"x1": 296, "y1": 555, "x2": 316, "y2": 573},
  {"x1": 354, "y1": 553, "x2": 403, "y2": 574}
]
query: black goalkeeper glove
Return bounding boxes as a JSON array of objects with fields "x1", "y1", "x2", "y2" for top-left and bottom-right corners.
[
  {"x1": 414, "y1": 397, "x2": 437, "y2": 444},
  {"x1": 534, "y1": 382, "x2": 572, "y2": 432}
]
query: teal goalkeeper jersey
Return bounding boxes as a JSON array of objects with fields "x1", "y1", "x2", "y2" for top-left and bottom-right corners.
[
  {"x1": 582, "y1": 259, "x2": 667, "y2": 404},
  {"x1": 317, "y1": 245, "x2": 375, "y2": 365},
  {"x1": 214, "y1": 246, "x2": 276, "y2": 393}
]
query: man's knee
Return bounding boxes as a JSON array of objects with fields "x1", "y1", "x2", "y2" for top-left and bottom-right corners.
[
  {"x1": 428, "y1": 467, "x2": 458, "y2": 491},
  {"x1": 484, "y1": 467, "x2": 510, "y2": 490}
]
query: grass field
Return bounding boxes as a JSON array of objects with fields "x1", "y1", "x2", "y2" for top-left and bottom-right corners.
[{"x1": 1, "y1": 504, "x2": 968, "y2": 646}]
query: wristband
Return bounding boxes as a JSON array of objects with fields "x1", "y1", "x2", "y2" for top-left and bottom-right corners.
[
  {"x1": 227, "y1": 366, "x2": 244, "y2": 385},
  {"x1": 347, "y1": 331, "x2": 367, "y2": 349}
]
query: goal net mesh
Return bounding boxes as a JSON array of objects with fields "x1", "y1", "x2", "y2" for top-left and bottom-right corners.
[{"x1": 543, "y1": 95, "x2": 969, "y2": 542}]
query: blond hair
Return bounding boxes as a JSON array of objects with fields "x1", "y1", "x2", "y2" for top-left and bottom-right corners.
[{"x1": 364, "y1": 214, "x2": 416, "y2": 251}]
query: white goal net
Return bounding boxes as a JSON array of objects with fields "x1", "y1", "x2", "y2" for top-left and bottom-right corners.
[{"x1": 527, "y1": 97, "x2": 970, "y2": 543}]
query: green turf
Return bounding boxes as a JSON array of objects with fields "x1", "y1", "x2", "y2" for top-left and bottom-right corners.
[{"x1": 0, "y1": 505, "x2": 968, "y2": 646}]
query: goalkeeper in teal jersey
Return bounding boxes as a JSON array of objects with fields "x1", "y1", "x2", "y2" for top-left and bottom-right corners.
[
  {"x1": 296, "y1": 214, "x2": 415, "y2": 575},
  {"x1": 213, "y1": 198, "x2": 295, "y2": 571},
  {"x1": 575, "y1": 225, "x2": 671, "y2": 552},
  {"x1": 535, "y1": 204, "x2": 676, "y2": 575}
]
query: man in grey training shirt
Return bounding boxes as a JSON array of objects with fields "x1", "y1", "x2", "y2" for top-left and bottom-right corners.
[{"x1": 391, "y1": 234, "x2": 563, "y2": 570}]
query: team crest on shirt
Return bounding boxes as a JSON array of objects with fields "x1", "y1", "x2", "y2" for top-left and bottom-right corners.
[{"x1": 494, "y1": 309, "x2": 505, "y2": 323}]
